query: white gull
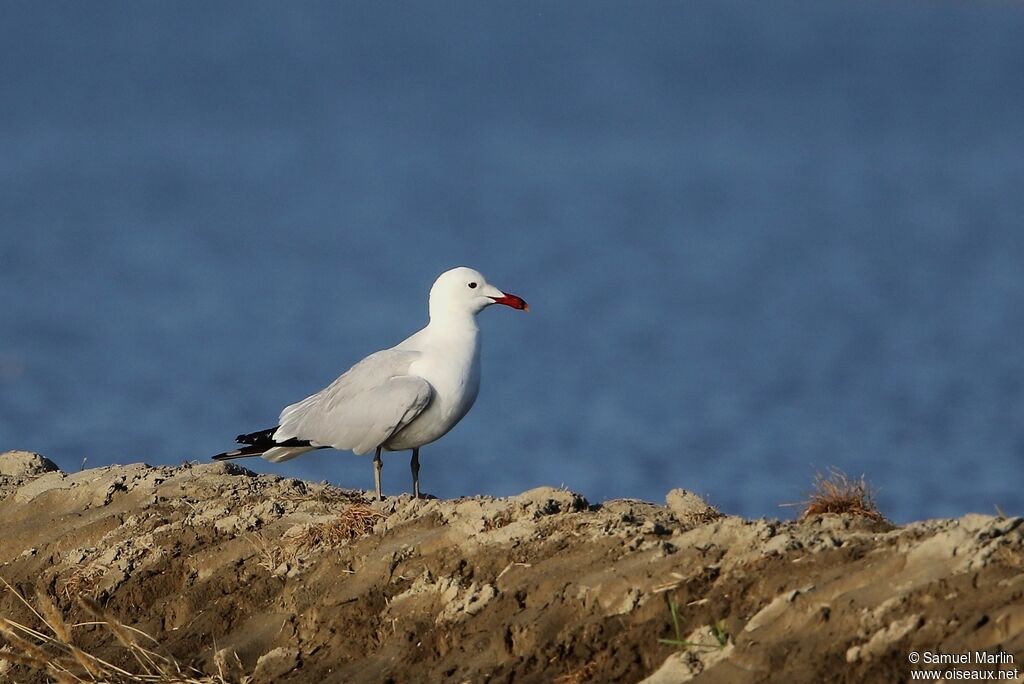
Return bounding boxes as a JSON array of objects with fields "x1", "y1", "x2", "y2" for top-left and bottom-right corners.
[{"x1": 212, "y1": 266, "x2": 528, "y2": 499}]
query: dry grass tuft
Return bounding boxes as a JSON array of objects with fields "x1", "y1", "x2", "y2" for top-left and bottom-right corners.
[
  {"x1": 277, "y1": 486, "x2": 366, "y2": 510},
  {"x1": 799, "y1": 468, "x2": 886, "y2": 523},
  {"x1": 244, "y1": 531, "x2": 297, "y2": 573},
  {"x1": 554, "y1": 660, "x2": 599, "y2": 684},
  {"x1": 292, "y1": 505, "x2": 385, "y2": 551},
  {"x1": 482, "y1": 509, "x2": 514, "y2": 532},
  {"x1": 682, "y1": 505, "x2": 723, "y2": 526},
  {"x1": 60, "y1": 564, "x2": 105, "y2": 601},
  {"x1": 0, "y1": 576, "x2": 239, "y2": 683},
  {"x1": 242, "y1": 504, "x2": 383, "y2": 575}
]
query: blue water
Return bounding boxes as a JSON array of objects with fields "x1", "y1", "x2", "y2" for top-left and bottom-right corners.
[{"x1": 2, "y1": 1, "x2": 1023, "y2": 523}]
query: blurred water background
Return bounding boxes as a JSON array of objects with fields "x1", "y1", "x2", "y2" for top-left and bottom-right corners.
[{"x1": 2, "y1": 1, "x2": 1023, "y2": 522}]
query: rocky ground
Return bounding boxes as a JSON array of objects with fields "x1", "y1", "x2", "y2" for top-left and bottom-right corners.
[{"x1": 0, "y1": 449, "x2": 1021, "y2": 683}]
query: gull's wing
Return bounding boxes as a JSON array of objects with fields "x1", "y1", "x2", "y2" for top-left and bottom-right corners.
[{"x1": 273, "y1": 350, "x2": 433, "y2": 455}]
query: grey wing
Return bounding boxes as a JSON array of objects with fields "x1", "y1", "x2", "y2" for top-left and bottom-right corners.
[{"x1": 274, "y1": 350, "x2": 433, "y2": 455}]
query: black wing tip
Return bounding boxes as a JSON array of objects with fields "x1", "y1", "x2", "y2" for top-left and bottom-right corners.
[
  {"x1": 217, "y1": 427, "x2": 313, "y2": 461},
  {"x1": 236, "y1": 427, "x2": 279, "y2": 445},
  {"x1": 212, "y1": 445, "x2": 264, "y2": 460}
]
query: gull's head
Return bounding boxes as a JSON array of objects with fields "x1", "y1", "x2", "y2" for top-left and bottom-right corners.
[{"x1": 429, "y1": 266, "x2": 528, "y2": 319}]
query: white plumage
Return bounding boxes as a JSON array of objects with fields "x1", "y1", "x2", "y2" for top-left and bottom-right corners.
[
  {"x1": 213, "y1": 266, "x2": 528, "y2": 499},
  {"x1": 267, "y1": 350, "x2": 432, "y2": 461}
]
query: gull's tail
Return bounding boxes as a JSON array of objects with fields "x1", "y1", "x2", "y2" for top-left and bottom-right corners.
[{"x1": 212, "y1": 427, "x2": 317, "y2": 463}]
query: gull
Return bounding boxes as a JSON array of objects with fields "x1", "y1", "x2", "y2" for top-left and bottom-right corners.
[{"x1": 212, "y1": 266, "x2": 528, "y2": 499}]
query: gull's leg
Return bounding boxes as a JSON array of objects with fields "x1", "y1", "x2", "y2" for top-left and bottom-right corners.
[
  {"x1": 373, "y1": 446, "x2": 383, "y2": 501},
  {"x1": 411, "y1": 448, "x2": 420, "y2": 499}
]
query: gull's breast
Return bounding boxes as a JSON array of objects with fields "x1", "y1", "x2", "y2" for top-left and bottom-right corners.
[{"x1": 385, "y1": 349, "x2": 481, "y2": 450}]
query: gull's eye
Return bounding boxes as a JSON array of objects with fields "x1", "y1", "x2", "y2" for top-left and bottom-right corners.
[{"x1": 468, "y1": 282, "x2": 477, "y2": 289}]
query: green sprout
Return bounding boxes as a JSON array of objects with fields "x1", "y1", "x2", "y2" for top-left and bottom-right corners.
[{"x1": 658, "y1": 597, "x2": 729, "y2": 651}]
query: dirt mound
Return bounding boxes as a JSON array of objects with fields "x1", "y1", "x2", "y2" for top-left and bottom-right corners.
[{"x1": 1, "y1": 452, "x2": 1021, "y2": 683}]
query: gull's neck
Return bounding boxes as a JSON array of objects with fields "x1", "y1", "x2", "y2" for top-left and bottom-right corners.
[{"x1": 425, "y1": 306, "x2": 479, "y2": 341}]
